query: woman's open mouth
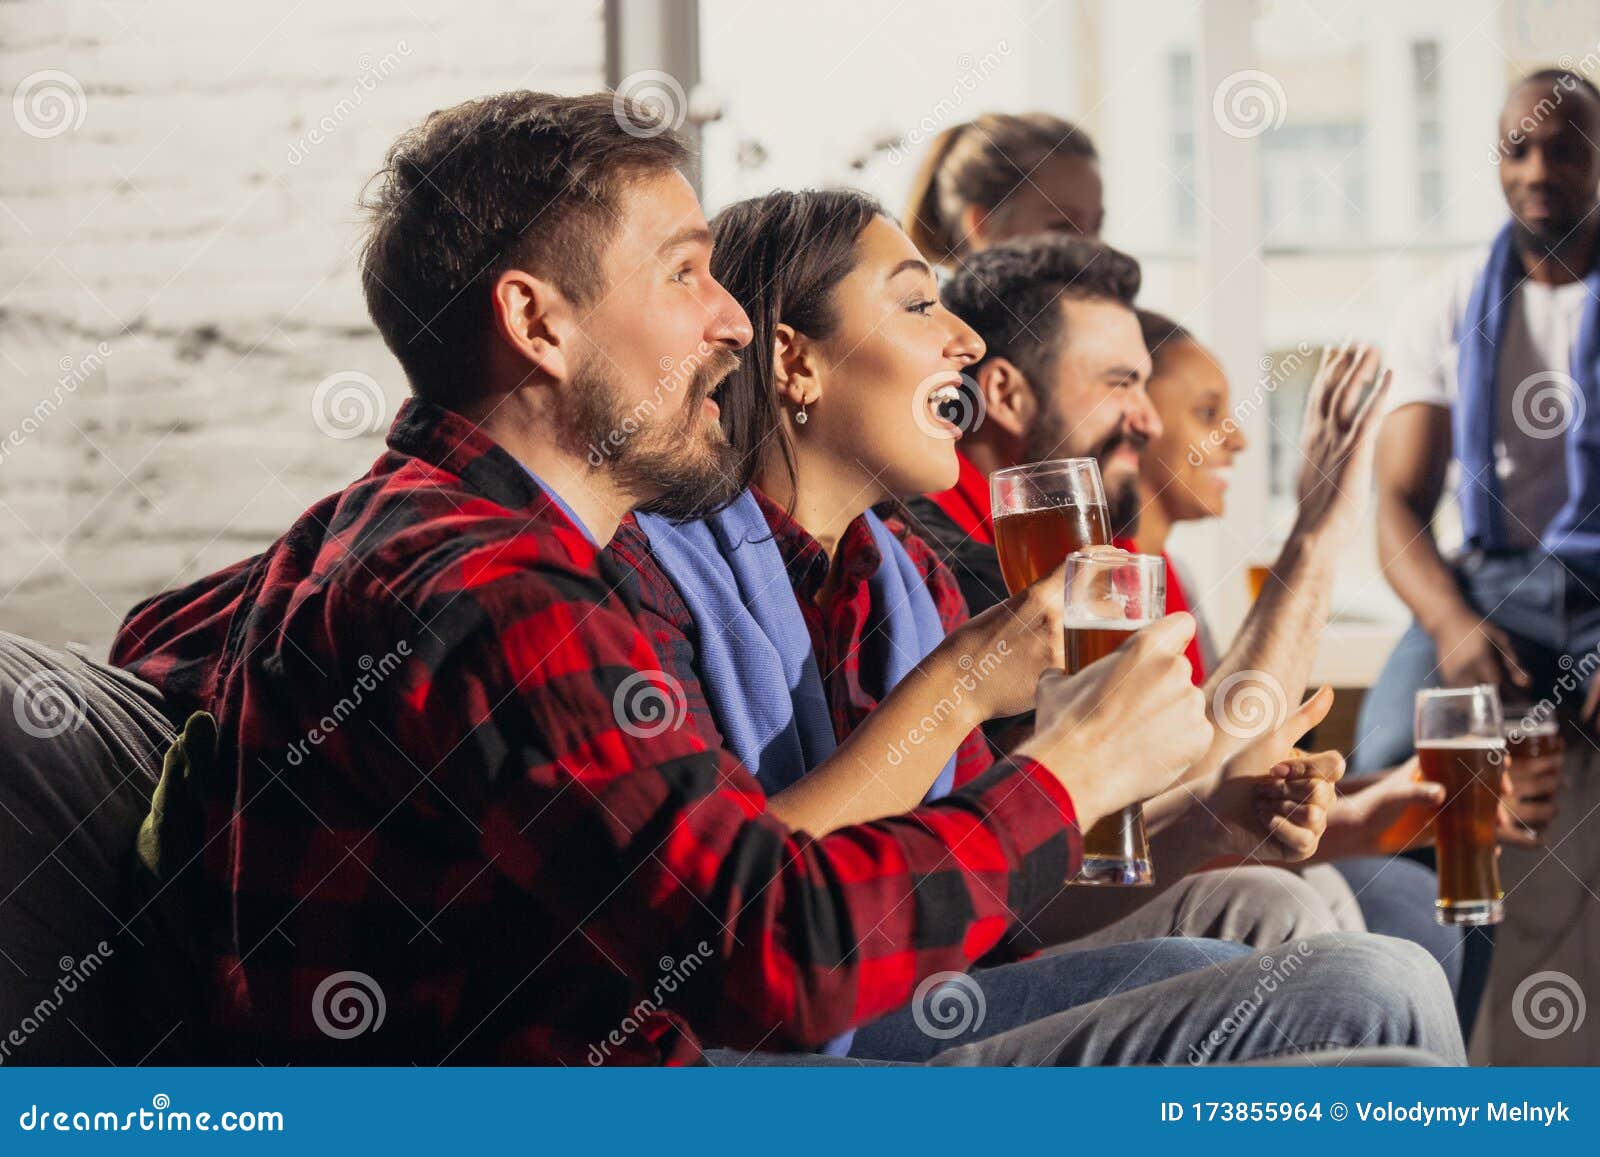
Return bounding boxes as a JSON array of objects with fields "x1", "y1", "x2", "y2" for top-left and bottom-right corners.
[{"x1": 925, "y1": 380, "x2": 966, "y2": 436}]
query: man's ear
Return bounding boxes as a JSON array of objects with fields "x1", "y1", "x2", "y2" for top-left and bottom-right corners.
[
  {"x1": 975, "y1": 357, "x2": 1037, "y2": 439},
  {"x1": 490, "y1": 267, "x2": 574, "y2": 384},
  {"x1": 958, "y1": 203, "x2": 990, "y2": 251},
  {"x1": 772, "y1": 322, "x2": 823, "y2": 408}
]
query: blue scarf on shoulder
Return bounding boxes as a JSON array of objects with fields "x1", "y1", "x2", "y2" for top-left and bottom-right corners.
[
  {"x1": 1454, "y1": 221, "x2": 1600, "y2": 569},
  {"x1": 634, "y1": 490, "x2": 957, "y2": 1057}
]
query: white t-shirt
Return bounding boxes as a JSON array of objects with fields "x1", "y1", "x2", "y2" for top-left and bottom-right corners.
[{"x1": 1383, "y1": 247, "x2": 1589, "y2": 550}]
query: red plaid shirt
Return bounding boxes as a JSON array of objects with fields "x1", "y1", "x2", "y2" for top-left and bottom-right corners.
[
  {"x1": 607, "y1": 491, "x2": 997, "y2": 787},
  {"x1": 112, "y1": 399, "x2": 1080, "y2": 1065}
]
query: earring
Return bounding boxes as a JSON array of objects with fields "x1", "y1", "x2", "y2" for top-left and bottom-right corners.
[{"x1": 794, "y1": 403, "x2": 808, "y2": 425}]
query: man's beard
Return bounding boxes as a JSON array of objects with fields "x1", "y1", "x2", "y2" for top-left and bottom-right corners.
[
  {"x1": 564, "y1": 349, "x2": 745, "y2": 521},
  {"x1": 1024, "y1": 414, "x2": 1146, "y2": 539},
  {"x1": 1512, "y1": 213, "x2": 1582, "y2": 259}
]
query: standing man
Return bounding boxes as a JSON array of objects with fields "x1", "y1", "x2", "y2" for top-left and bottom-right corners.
[{"x1": 1354, "y1": 68, "x2": 1600, "y2": 785}]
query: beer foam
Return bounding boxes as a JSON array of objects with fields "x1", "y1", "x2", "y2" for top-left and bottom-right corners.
[
  {"x1": 1062, "y1": 617, "x2": 1153, "y2": 630},
  {"x1": 1417, "y1": 737, "x2": 1507, "y2": 750}
]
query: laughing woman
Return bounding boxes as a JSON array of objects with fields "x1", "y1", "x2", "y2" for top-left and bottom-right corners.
[{"x1": 601, "y1": 191, "x2": 1424, "y2": 1065}]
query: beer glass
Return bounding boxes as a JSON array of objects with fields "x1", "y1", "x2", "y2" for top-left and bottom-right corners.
[
  {"x1": 1503, "y1": 704, "x2": 1564, "y2": 838},
  {"x1": 990, "y1": 459, "x2": 1110, "y2": 592},
  {"x1": 1414, "y1": 685, "x2": 1505, "y2": 926},
  {"x1": 1063, "y1": 550, "x2": 1163, "y2": 886}
]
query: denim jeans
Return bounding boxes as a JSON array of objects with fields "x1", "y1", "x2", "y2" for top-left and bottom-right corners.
[
  {"x1": 706, "y1": 932, "x2": 1465, "y2": 1066},
  {"x1": 849, "y1": 937, "x2": 1250, "y2": 1062},
  {"x1": 1353, "y1": 548, "x2": 1600, "y2": 776}
]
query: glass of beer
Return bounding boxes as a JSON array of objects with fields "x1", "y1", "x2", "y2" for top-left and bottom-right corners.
[
  {"x1": 1063, "y1": 549, "x2": 1164, "y2": 886},
  {"x1": 1414, "y1": 685, "x2": 1505, "y2": 926},
  {"x1": 991, "y1": 459, "x2": 1110, "y2": 592},
  {"x1": 1502, "y1": 704, "x2": 1564, "y2": 837}
]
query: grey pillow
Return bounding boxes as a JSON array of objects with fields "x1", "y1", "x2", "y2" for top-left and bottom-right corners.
[{"x1": 0, "y1": 631, "x2": 173, "y2": 1065}]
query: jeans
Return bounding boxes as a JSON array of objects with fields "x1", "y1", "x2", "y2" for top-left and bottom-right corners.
[
  {"x1": 1330, "y1": 856, "x2": 1461, "y2": 996},
  {"x1": 706, "y1": 932, "x2": 1465, "y2": 1066},
  {"x1": 850, "y1": 937, "x2": 1251, "y2": 1062},
  {"x1": 1061, "y1": 865, "x2": 1350, "y2": 951},
  {"x1": 1354, "y1": 548, "x2": 1600, "y2": 776},
  {"x1": 1350, "y1": 620, "x2": 1438, "y2": 777}
]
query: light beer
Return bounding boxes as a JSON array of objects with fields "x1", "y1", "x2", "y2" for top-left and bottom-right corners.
[
  {"x1": 1416, "y1": 738, "x2": 1504, "y2": 923},
  {"x1": 1067, "y1": 619, "x2": 1152, "y2": 885},
  {"x1": 994, "y1": 502, "x2": 1111, "y2": 591}
]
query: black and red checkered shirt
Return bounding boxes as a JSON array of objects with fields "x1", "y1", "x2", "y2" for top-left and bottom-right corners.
[
  {"x1": 607, "y1": 491, "x2": 998, "y2": 788},
  {"x1": 112, "y1": 399, "x2": 1080, "y2": 1065}
]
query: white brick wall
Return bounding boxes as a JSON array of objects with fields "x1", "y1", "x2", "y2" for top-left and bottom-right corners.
[{"x1": 0, "y1": 0, "x2": 606, "y2": 653}]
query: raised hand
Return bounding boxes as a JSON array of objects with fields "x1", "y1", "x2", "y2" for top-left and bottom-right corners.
[{"x1": 1291, "y1": 343, "x2": 1391, "y2": 549}]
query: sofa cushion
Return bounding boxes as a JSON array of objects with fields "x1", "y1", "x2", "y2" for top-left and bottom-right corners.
[{"x1": 0, "y1": 632, "x2": 173, "y2": 1064}]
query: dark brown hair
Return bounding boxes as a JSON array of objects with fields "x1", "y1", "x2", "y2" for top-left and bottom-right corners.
[
  {"x1": 359, "y1": 91, "x2": 687, "y2": 406},
  {"x1": 708, "y1": 189, "x2": 883, "y2": 499},
  {"x1": 903, "y1": 112, "x2": 1098, "y2": 266},
  {"x1": 1137, "y1": 308, "x2": 1195, "y2": 371},
  {"x1": 940, "y1": 234, "x2": 1140, "y2": 388}
]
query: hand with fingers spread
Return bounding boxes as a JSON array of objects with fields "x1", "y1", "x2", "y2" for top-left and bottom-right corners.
[
  {"x1": 1288, "y1": 343, "x2": 1392, "y2": 550},
  {"x1": 1016, "y1": 612, "x2": 1212, "y2": 833}
]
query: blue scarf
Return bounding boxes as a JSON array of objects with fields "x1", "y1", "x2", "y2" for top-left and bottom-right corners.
[
  {"x1": 635, "y1": 490, "x2": 957, "y2": 1056},
  {"x1": 1455, "y1": 222, "x2": 1600, "y2": 569}
]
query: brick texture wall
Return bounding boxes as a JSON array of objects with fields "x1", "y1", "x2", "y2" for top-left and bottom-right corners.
[{"x1": 0, "y1": 1, "x2": 605, "y2": 653}]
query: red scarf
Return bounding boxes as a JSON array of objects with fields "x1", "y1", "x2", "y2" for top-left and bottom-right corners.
[
  {"x1": 1113, "y1": 538, "x2": 1205, "y2": 685},
  {"x1": 926, "y1": 451, "x2": 995, "y2": 544}
]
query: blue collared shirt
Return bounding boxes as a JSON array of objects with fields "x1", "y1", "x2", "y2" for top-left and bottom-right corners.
[{"x1": 522, "y1": 465, "x2": 596, "y2": 545}]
